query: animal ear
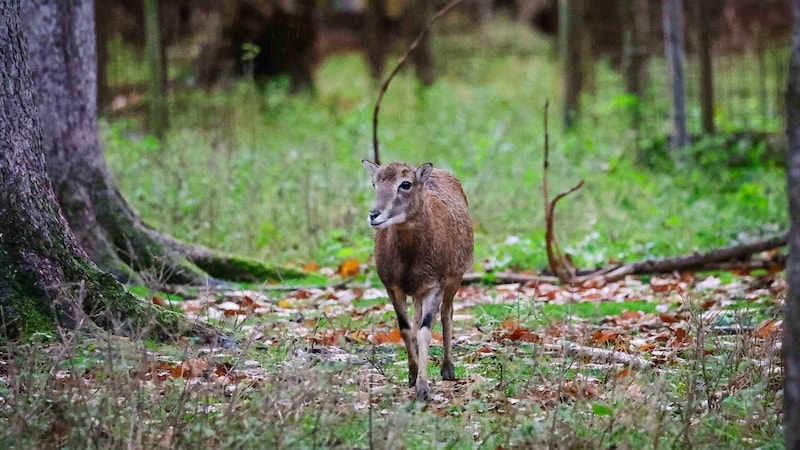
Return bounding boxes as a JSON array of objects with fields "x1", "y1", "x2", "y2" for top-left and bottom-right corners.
[
  {"x1": 416, "y1": 162, "x2": 433, "y2": 183},
  {"x1": 362, "y1": 160, "x2": 380, "y2": 179}
]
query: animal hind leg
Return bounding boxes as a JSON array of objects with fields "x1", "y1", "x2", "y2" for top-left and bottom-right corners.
[{"x1": 440, "y1": 282, "x2": 459, "y2": 381}]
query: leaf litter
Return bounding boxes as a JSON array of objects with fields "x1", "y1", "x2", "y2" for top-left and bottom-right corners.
[{"x1": 25, "y1": 267, "x2": 783, "y2": 435}]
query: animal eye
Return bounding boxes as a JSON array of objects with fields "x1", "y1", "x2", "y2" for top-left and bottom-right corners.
[{"x1": 399, "y1": 181, "x2": 412, "y2": 192}]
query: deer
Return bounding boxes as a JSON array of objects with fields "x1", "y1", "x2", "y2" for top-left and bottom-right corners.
[{"x1": 362, "y1": 160, "x2": 474, "y2": 401}]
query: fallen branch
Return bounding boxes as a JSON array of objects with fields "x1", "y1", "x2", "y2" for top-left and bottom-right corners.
[
  {"x1": 543, "y1": 341, "x2": 651, "y2": 369},
  {"x1": 581, "y1": 231, "x2": 787, "y2": 283}
]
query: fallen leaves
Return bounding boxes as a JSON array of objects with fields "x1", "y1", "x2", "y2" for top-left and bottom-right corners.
[{"x1": 150, "y1": 266, "x2": 785, "y2": 423}]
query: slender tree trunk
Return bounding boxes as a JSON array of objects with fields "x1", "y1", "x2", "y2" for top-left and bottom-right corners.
[
  {"x1": 696, "y1": 0, "x2": 715, "y2": 134},
  {"x1": 0, "y1": 0, "x2": 212, "y2": 341},
  {"x1": 784, "y1": 1, "x2": 800, "y2": 446},
  {"x1": 365, "y1": 0, "x2": 388, "y2": 82},
  {"x1": 620, "y1": 0, "x2": 649, "y2": 98},
  {"x1": 408, "y1": 0, "x2": 436, "y2": 87},
  {"x1": 663, "y1": 0, "x2": 689, "y2": 153},
  {"x1": 559, "y1": 0, "x2": 583, "y2": 129},
  {"x1": 143, "y1": 0, "x2": 168, "y2": 140},
  {"x1": 619, "y1": 0, "x2": 649, "y2": 159}
]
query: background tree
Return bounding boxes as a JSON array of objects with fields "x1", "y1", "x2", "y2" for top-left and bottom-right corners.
[
  {"x1": 618, "y1": 0, "x2": 649, "y2": 155},
  {"x1": 19, "y1": 0, "x2": 292, "y2": 288},
  {"x1": 559, "y1": 0, "x2": 583, "y2": 129},
  {"x1": 695, "y1": 0, "x2": 715, "y2": 135},
  {"x1": 0, "y1": 0, "x2": 211, "y2": 340},
  {"x1": 143, "y1": 0, "x2": 168, "y2": 140},
  {"x1": 662, "y1": 0, "x2": 689, "y2": 152},
  {"x1": 784, "y1": 0, "x2": 800, "y2": 446}
]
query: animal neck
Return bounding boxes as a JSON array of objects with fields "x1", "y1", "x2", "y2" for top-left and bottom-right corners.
[{"x1": 393, "y1": 222, "x2": 418, "y2": 247}]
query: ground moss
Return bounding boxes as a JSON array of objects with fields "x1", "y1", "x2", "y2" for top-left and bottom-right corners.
[{"x1": 194, "y1": 253, "x2": 304, "y2": 282}]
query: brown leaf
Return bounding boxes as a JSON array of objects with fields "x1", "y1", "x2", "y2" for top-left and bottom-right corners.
[
  {"x1": 337, "y1": 259, "x2": 361, "y2": 277},
  {"x1": 618, "y1": 310, "x2": 643, "y2": 321},
  {"x1": 650, "y1": 277, "x2": 681, "y2": 293},
  {"x1": 591, "y1": 328, "x2": 619, "y2": 345},
  {"x1": 755, "y1": 319, "x2": 782, "y2": 340},
  {"x1": 638, "y1": 342, "x2": 656, "y2": 352},
  {"x1": 376, "y1": 328, "x2": 404, "y2": 344},
  {"x1": 659, "y1": 312, "x2": 679, "y2": 323},
  {"x1": 303, "y1": 261, "x2": 320, "y2": 273},
  {"x1": 152, "y1": 295, "x2": 166, "y2": 306},
  {"x1": 495, "y1": 319, "x2": 540, "y2": 342},
  {"x1": 214, "y1": 362, "x2": 234, "y2": 377},
  {"x1": 614, "y1": 367, "x2": 632, "y2": 380}
]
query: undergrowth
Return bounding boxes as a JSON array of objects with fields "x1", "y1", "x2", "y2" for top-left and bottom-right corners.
[{"x1": 101, "y1": 17, "x2": 787, "y2": 271}]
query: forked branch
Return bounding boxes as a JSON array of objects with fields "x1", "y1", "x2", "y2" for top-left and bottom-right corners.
[{"x1": 542, "y1": 101, "x2": 584, "y2": 284}]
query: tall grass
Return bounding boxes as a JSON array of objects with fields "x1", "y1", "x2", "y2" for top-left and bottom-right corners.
[{"x1": 101, "y1": 17, "x2": 787, "y2": 269}]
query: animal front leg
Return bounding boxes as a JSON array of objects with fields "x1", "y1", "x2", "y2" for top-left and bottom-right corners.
[
  {"x1": 387, "y1": 288, "x2": 418, "y2": 387},
  {"x1": 414, "y1": 287, "x2": 442, "y2": 401}
]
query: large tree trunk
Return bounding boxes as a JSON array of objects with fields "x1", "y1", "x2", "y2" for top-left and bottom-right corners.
[
  {"x1": 784, "y1": 1, "x2": 800, "y2": 446},
  {"x1": 19, "y1": 0, "x2": 293, "y2": 287},
  {"x1": 0, "y1": 0, "x2": 216, "y2": 341}
]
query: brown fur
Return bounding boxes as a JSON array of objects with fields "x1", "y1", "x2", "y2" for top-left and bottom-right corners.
[{"x1": 362, "y1": 160, "x2": 474, "y2": 401}]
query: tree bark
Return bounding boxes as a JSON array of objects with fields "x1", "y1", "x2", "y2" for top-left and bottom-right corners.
[
  {"x1": 18, "y1": 0, "x2": 292, "y2": 288},
  {"x1": 662, "y1": 0, "x2": 689, "y2": 153},
  {"x1": 142, "y1": 0, "x2": 168, "y2": 141},
  {"x1": 784, "y1": 1, "x2": 800, "y2": 446},
  {"x1": 365, "y1": 0, "x2": 388, "y2": 82},
  {"x1": 620, "y1": 0, "x2": 648, "y2": 98},
  {"x1": 619, "y1": 0, "x2": 649, "y2": 158},
  {"x1": 559, "y1": 0, "x2": 583, "y2": 129},
  {"x1": 407, "y1": 0, "x2": 436, "y2": 87},
  {"x1": 0, "y1": 0, "x2": 221, "y2": 342},
  {"x1": 94, "y1": 0, "x2": 110, "y2": 113},
  {"x1": 696, "y1": 0, "x2": 715, "y2": 135}
]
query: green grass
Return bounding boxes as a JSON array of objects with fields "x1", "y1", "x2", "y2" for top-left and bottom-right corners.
[
  {"x1": 101, "y1": 17, "x2": 787, "y2": 271},
  {"x1": 33, "y1": 16, "x2": 785, "y2": 449}
]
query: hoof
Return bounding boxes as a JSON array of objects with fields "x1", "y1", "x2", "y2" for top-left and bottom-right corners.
[
  {"x1": 415, "y1": 380, "x2": 430, "y2": 402},
  {"x1": 441, "y1": 361, "x2": 455, "y2": 381}
]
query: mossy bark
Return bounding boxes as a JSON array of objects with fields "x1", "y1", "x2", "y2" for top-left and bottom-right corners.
[
  {"x1": 19, "y1": 0, "x2": 283, "y2": 289},
  {"x1": 0, "y1": 0, "x2": 227, "y2": 343}
]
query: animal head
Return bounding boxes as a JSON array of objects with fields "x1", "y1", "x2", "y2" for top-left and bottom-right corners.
[{"x1": 362, "y1": 160, "x2": 433, "y2": 229}]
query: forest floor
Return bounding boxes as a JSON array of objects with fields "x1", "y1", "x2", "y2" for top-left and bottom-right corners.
[{"x1": 1, "y1": 265, "x2": 784, "y2": 449}]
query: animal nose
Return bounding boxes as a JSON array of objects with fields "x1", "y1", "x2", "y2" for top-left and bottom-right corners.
[{"x1": 368, "y1": 210, "x2": 381, "y2": 221}]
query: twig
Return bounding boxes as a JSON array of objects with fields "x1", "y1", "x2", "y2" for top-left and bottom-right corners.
[{"x1": 372, "y1": 0, "x2": 466, "y2": 164}]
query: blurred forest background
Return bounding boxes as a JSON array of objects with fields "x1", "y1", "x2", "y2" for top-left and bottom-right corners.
[{"x1": 97, "y1": 0, "x2": 790, "y2": 270}]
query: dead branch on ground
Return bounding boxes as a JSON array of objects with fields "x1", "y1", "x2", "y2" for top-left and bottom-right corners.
[{"x1": 578, "y1": 231, "x2": 788, "y2": 283}]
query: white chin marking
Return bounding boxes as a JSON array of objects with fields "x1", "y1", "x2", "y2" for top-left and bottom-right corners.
[{"x1": 370, "y1": 214, "x2": 405, "y2": 229}]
